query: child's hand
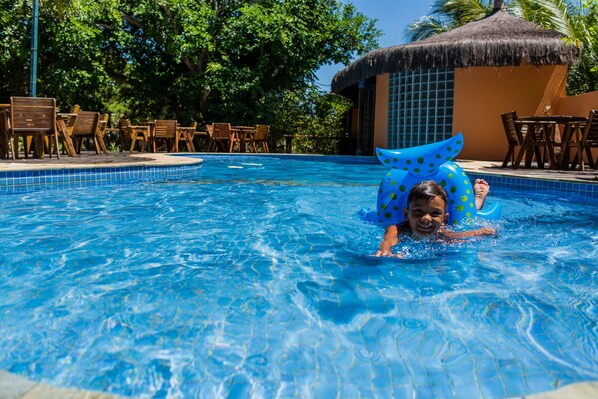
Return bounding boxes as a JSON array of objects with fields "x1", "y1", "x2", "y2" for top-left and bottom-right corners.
[
  {"x1": 479, "y1": 227, "x2": 497, "y2": 236},
  {"x1": 374, "y1": 249, "x2": 403, "y2": 258}
]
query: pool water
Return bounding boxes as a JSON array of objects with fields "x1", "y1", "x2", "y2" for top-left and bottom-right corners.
[{"x1": 0, "y1": 156, "x2": 596, "y2": 398}]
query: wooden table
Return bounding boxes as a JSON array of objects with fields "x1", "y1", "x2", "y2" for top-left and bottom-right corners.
[
  {"x1": 552, "y1": 116, "x2": 590, "y2": 170},
  {"x1": 231, "y1": 126, "x2": 255, "y2": 153},
  {"x1": 515, "y1": 115, "x2": 587, "y2": 169}
]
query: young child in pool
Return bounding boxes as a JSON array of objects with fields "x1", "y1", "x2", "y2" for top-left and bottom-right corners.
[{"x1": 374, "y1": 179, "x2": 496, "y2": 257}]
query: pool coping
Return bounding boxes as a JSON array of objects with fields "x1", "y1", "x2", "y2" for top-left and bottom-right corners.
[
  {"x1": 1, "y1": 152, "x2": 596, "y2": 198},
  {"x1": 1, "y1": 369, "x2": 596, "y2": 399},
  {"x1": 0, "y1": 152, "x2": 596, "y2": 398}
]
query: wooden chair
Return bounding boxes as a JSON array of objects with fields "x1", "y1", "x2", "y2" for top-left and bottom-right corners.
[
  {"x1": 97, "y1": 113, "x2": 110, "y2": 154},
  {"x1": 251, "y1": 124, "x2": 270, "y2": 153},
  {"x1": 500, "y1": 111, "x2": 524, "y2": 168},
  {"x1": 562, "y1": 109, "x2": 598, "y2": 170},
  {"x1": 152, "y1": 119, "x2": 177, "y2": 152},
  {"x1": 121, "y1": 119, "x2": 150, "y2": 153},
  {"x1": 176, "y1": 121, "x2": 197, "y2": 152},
  {"x1": 72, "y1": 110, "x2": 105, "y2": 155},
  {"x1": 0, "y1": 104, "x2": 10, "y2": 158},
  {"x1": 210, "y1": 122, "x2": 238, "y2": 152},
  {"x1": 7, "y1": 97, "x2": 59, "y2": 159}
]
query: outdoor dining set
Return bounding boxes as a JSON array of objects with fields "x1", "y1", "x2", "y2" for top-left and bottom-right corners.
[
  {"x1": 500, "y1": 109, "x2": 598, "y2": 171},
  {"x1": 0, "y1": 96, "x2": 271, "y2": 160}
]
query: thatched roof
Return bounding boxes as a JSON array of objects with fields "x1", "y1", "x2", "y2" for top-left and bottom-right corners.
[{"x1": 331, "y1": 8, "x2": 581, "y2": 93}]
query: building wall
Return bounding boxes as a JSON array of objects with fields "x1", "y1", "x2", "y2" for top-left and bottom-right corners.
[
  {"x1": 555, "y1": 90, "x2": 598, "y2": 161},
  {"x1": 453, "y1": 62, "x2": 566, "y2": 160},
  {"x1": 554, "y1": 90, "x2": 598, "y2": 115},
  {"x1": 374, "y1": 73, "x2": 389, "y2": 150}
]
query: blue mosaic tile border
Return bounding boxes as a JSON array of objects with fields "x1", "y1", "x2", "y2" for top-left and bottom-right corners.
[
  {"x1": 0, "y1": 163, "x2": 203, "y2": 194},
  {"x1": 184, "y1": 154, "x2": 598, "y2": 199},
  {"x1": 468, "y1": 172, "x2": 598, "y2": 199},
  {"x1": 1, "y1": 155, "x2": 596, "y2": 199}
]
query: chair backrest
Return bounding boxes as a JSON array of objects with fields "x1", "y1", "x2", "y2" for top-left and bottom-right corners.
[
  {"x1": 212, "y1": 123, "x2": 231, "y2": 139},
  {"x1": 72, "y1": 111, "x2": 100, "y2": 136},
  {"x1": 254, "y1": 124, "x2": 270, "y2": 141},
  {"x1": 206, "y1": 124, "x2": 214, "y2": 137},
  {"x1": 154, "y1": 120, "x2": 177, "y2": 138},
  {"x1": 500, "y1": 111, "x2": 522, "y2": 145},
  {"x1": 582, "y1": 109, "x2": 598, "y2": 147},
  {"x1": 10, "y1": 97, "x2": 56, "y2": 132}
]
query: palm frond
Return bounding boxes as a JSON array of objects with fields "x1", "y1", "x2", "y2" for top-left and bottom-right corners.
[{"x1": 404, "y1": 16, "x2": 450, "y2": 42}]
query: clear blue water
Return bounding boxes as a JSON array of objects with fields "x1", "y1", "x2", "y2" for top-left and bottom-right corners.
[{"x1": 0, "y1": 156, "x2": 596, "y2": 399}]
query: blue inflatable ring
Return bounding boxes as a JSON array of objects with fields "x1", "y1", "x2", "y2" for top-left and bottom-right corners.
[{"x1": 374, "y1": 132, "x2": 501, "y2": 227}]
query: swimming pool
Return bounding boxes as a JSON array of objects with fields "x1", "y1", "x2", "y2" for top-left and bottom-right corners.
[{"x1": 0, "y1": 156, "x2": 596, "y2": 398}]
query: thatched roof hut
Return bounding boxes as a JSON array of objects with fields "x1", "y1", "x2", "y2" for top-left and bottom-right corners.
[{"x1": 331, "y1": 6, "x2": 581, "y2": 93}]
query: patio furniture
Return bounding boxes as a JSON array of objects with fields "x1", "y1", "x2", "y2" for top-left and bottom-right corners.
[
  {"x1": 122, "y1": 119, "x2": 150, "y2": 153},
  {"x1": 176, "y1": 121, "x2": 197, "y2": 152},
  {"x1": 152, "y1": 119, "x2": 177, "y2": 152},
  {"x1": 210, "y1": 123, "x2": 237, "y2": 152},
  {"x1": 0, "y1": 104, "x2": 10, "y2": 158},
  {"x1": 72, "y1": 110, "x2": 106, "y2": 155},
  {"x1": 97, "y1": 113, "x2": 110, "y2": 154},
  {"x1": 560, "y1": 109, "x2": 598, "y2": 170},
  {"x1": 500, "y1": 111, "x2": 524, "y2": 168},
  {"x1": 513, "y1": 116, "x2": 559, "y2": 169},
  {"x1": 6, "y1": 97, "x2": 60, "y2": 159},
  {"x1": 251, "y1": 124, "x2": 270, "y2": 153},
  {"x1": 231, "y1": 126, "x2": 256, "y2": 153}
]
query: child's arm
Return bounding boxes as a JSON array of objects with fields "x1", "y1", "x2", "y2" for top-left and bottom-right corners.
[
  {"x1": 374, "y1": 224, "x2": 401, "y2": 257},
  {"x1": 441, "y1": 226, "x2": 496, "y2": 240}
]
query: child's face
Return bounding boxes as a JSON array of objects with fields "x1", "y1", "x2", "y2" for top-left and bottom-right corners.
[{"x1": 403, "y1": 195, "x2": 448, "y2": 238}]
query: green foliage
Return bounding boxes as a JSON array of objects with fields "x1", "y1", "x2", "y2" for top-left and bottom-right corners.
[
  {"x1": 404, "y1": 0, "x2": 598, "y2": 95},
  {"x1": 263, "y1": 86, "x2": 353, "y2": 154},
  {"x1": 0, "y1": 0, "x2": 380, "y2": 148}
]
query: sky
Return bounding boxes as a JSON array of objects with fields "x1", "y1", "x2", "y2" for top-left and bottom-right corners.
[{"x1": 315, "y1": 0, "x2": 434, "y2": 88}]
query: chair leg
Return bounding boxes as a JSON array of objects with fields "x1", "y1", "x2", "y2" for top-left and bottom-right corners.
[
  {"x1": 501, "y1": 146, "x2": 514, "y2": 168},
  {"x1": 129, "y1": 137, "x2": 136, "y2": 153},
  {"x1": 53, "y1": 132, "x2": 60, "y2": 159}
]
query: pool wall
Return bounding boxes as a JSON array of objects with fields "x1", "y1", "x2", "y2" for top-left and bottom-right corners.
[
  {"x1": 0, "y1": 154, "x2": 596, "y2": 198},
  {"x1": 0, "y1": 163, "x2": 203, "y2": 194}
]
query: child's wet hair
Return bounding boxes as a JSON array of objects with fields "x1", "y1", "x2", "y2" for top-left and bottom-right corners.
[{"x1": 406, "y1": 180, "x2": 448, "y2": 208}]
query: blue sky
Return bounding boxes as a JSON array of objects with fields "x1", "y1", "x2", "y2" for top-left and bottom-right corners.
[{"x1": 316, "y1": 0, "x2": 434, "y2": 88}]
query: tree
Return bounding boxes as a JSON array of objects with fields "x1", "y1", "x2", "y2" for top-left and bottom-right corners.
[
  {"x1": 1, "y1": 0, "x2": 380, "y2": 136},
  {"x1": 405, "y1": 0, "x2": 598, "y2": 95},
  {"x1": 263, "y1": 86, "x2": 353, "y2": 153}
]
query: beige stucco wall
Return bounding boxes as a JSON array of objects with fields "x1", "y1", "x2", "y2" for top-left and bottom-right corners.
[
  {"x1": 555, "y1": 91, "x2": 598, "y2": 161},
  {"x1": 453, "y1": 63, "x2": 566, "y2": 160},
  {"x1": 554, "y1": 90, "x2": 598, "y2": 115},
  {"x1": 373, "y1": 73, "x2": 389, "y2": 150}
]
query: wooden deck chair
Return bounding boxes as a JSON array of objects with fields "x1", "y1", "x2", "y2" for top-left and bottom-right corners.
[
  {"x1": 7, "y1": 97, "x2": 59, "y2": 159},
  {"x1": 72, "y1": 110, "x2": 103, "y2": 154},
  {"x1": 96, "y1": 113, "x2": 109, "y2": 154},
  {"x1": 122, "y1": 119, "x2": 150, "y2": 153},
  {"x1": 210, "y1": 123, "x2": 237, "y2": 152},
  {"x1": 153, "y1": 119, "x2": 177, "y2": 152},
  {"x1": 251, "y1": 124, "x2": 270, "y2": 153},
  {"x1": 176, "y1": 121, "x2": 197, "y2": 152},
  {"x1": 500, "y1": 111, "x2": 524, "y2": 168},
  {"x1": 564, "y1": 109, "x2": 598, "y2": 170}
]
